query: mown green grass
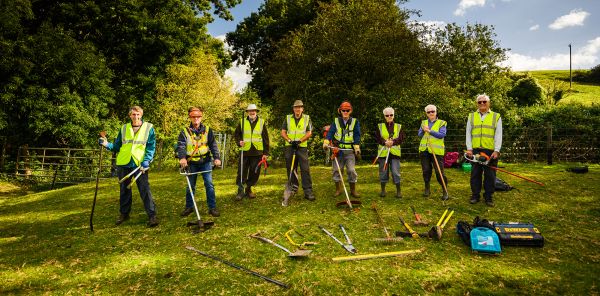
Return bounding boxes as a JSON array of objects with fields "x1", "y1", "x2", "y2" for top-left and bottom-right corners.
[
  {"x1": 526, "y1": 70, "x2": 600, "y2": 105},
  {"x1": 1, "y1": 162, "x2": 599, "y2": 295}
]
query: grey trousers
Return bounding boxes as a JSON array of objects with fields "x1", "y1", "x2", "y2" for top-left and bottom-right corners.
[
  {"x1": 332, "y1": 151, "x2": 357, "y2": 183},
  {"x1": 378, "y1": 158, "x2": 401, "y2": 184}
]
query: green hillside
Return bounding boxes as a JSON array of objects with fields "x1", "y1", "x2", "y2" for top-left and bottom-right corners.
[{"x1": 525, "y1": 70, "x2": 600, "y2": 105}]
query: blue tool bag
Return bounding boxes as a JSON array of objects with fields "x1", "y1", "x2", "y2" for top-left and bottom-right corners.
[{"x1": 470, "y1": 227, "x2": 501, "y2": 254}]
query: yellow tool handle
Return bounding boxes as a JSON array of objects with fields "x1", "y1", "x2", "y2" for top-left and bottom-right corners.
[
  {"x1": 400, "y1": 217, "x2": 419, "y2": 238},
  {"x1": 440, "y1": 210, "x2": 455, "y2": 229},
  {"x1": 436, "y1": 208, "x2": 449, "y2": 227},
  {"x1": 332, "y1": 249, "x2": 422, "y2": 262}
]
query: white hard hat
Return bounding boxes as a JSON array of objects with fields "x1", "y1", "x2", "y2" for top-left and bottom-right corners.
[{"x1": 246, "y1": 103, "x2": 259, "y2": 111}]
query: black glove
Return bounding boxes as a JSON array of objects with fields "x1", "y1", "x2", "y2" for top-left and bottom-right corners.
[{"x1": 291, "y1": 140, "x2": 301, "y2": 149}]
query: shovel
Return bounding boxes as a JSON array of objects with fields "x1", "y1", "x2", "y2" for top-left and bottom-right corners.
[
  {"x1": 250, "y1": 232, "x2": 311, "y2": 258},
  {"x1": 180, "y1": 167, "x2": 214, "y2": 233}
]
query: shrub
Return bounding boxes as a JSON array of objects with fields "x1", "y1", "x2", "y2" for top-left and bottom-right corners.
[{"x1": 508, "y1": 76, "x2": 544, "y2": 106}]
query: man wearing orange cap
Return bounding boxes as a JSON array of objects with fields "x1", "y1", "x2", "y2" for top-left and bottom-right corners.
[
  {"x1": 177, "y1": 107, "x2": 222, "y2": 217},
  {"x1": 323, "y1": 101, "x2": 362, "y2": 197}
]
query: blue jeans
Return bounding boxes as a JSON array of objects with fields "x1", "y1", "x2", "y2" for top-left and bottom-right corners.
[
  {"x1": 378, "y1": 157, "x2": 401, "y2": 184},
  {"x1": 185, "y1": 161, "x2": 217, "y2": 210}
]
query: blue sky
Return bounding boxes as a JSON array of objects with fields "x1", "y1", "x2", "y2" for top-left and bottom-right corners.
[{"x1": 208, "y1": 0, "x2": 600, "y2": 90}]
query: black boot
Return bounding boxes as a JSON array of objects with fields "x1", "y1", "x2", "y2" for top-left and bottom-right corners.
[
  {"x1": 235, "y1": 186, "x2": 245, "y2": 201},
  {"x1": 423, "y1": 182, "x2": 430, "y2": 197},
  {"x1": 395, "y1": 183, "x2": 402, "y2": 199},
  {"x1": 350, "y1": 183, "x2": 360, "y2": 198},
  {"x1": 379, "y1": 183, "x2": 386, "y2": 197},
  {"x1": 441, "y1": 189, "x2": 449, "y2": 201}
]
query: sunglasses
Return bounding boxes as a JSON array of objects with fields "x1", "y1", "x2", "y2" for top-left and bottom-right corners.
[
  {"x1": 426, "y1": 111, "x2": 435, "y2": 114},
  {"x1": 477, "y1": 101, "x2": 488, "y2": 104},
  {"x1": 385, "y1": 114, "x2": 394, "y2": 117},
  {"x1": 341, "y1": 109, "x2": 350, "y2": 112}
]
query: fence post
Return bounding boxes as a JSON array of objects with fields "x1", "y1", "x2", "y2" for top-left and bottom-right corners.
[{"x1": 546, "y1": 123, "x2": 553, "y2": 165}]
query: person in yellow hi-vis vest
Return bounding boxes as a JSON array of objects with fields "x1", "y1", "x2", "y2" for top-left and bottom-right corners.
[
  {"x1": 418, "y1": 104, "x2": 449, "y2": 201},
  {"x1": 323, "y1": 101, "x2": 362, "y2": 197},
  {"x1": 99, "y1": 106, "x2": 158, "y2": 227},
  {"x1": 466, "y1": 94, "x2": 502, "y2": 207},
  {"x1": 280, "y1": 100, "x2": 315, "y2": 206},
  {"x1": 233, "y1": 104, "x2": 270, "y2": 200},
  {"x1": 374, "y1": 107, "x2": 405, "y2": 198},
  {"x1": 177, "y1": 107, "x2": 222, "y2": 218}
]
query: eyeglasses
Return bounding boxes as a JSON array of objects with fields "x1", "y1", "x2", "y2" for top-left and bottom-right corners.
[
  {"x1": 341, "y1": 110, "x2": 350, "y2": 113},
  {"x1": 477, "y1": 101, "x2": 488, "y2": 104},
  {"x1": 385, "y1": 114, "x2": 394, "y2": 117},
  {"x1": 426, "y1": 111, "x2": 436, "y2": 114}
]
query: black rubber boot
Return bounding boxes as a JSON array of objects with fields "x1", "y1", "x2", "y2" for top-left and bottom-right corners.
[
  {"x1": 395, "y1": 183, "x2": 402, "y2": 199},
  {"x1": 423, "y1": 182, "x2": 430, "y2": 197},
  {"x1": 379, "y1": 183, "x2": 386, "y2": 197}
]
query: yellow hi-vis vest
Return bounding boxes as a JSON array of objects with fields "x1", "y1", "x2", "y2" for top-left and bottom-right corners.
[
  {"x1": 116, "y1": 122, "x2": 152, "y2": 166},
  {"x1": 285, "y1": 114, "x2": 310, "y2": 148},
  {"x1": 241, "y1": 117, "x2": 264, "y2": 151},
  {"x1": 334, "y1": 117, "x2": 356, "y2": 149},
  {"x1": 184, "y1": 126, "x2": 210, "y2": 161},
  {"x1": 470, "y1": 111, "x2": 500, "y2": 150},
  {"x1": 378, "y1": 123, "x2": 401, "y2": 157},
  {"x1": 419, "y1": 119, "x2": 447, "y2": 155}
]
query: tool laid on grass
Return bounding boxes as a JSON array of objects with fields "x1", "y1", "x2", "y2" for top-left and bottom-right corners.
[
  {"x1": 372, "y1": 203, "x2": 403, "y2": 243},
  {"x1": 285, "y1": 229, "x2": 317, "y2": 249},
  {"x1": 180, "y1": 167, "x2": 214, "y2": 233},
  {"x1": 399, "y1": 215, "x2": 420, "y2": 239},
  {"x1": 428, "y1": 208, "x2": 454, "y2": 240},
  {"x1": 90, "y1": 131, "x2": 106, "y2": 232},
  {"x1": 186, "y1": 246, "x2": 289, "y2": 289},
  {"x1": 328, "y1": 146, "x2": 362, "y2": 209},
  {"x1": 250, "y1": 232, "x2": 311, "y2": 258},
  {"x1": 319, "y1": 224, "x2": 357, "y2": 254},
  {"x1": 411, "y1": 206, "x2": 429, "y2": 226},
  {"x1": 464, "y1": 152, "x2": 544, "y2": 186},
  {"x1": 332, "y1": 249, "x2": 422, "y2": 262}
]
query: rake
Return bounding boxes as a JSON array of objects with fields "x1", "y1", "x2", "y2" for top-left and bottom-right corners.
[{"x1": 372, "y1": 203, "x2": 403, "y2": 243}]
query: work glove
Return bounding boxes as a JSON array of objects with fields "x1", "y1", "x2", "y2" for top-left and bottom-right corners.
[
  {"x1": 141, "y1": 160, "x2": 150, "y2": 173},
  {"x1": 291, "y1": 140, "x2": 300, "y2": 149},
  {"x1": 323, "y1": 139, "x2": 330, "y2": 150},
  {"x1": 98, "y1": 137, "x2": 107, "y2": 147},
  {"x1": 353, "y1": 145, "x2": 361, "y2": 160}
]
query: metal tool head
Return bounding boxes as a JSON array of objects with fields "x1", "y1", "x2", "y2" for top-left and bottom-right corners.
[
  {"x1": 428, "y1": 225, "x2": 443, "y2": 241},
  {"x1": 288, "y1": 249, "x2": 312, "y2": 257},
  {"x1": 336, "y1": 200, "x2": 362, "y2": 208},
  {"x1": 343, "y1": 244, "x2": 357, "y2": 254},
  {"x1": 187, "y1": 220, "x2": 214, "y2": 233}
]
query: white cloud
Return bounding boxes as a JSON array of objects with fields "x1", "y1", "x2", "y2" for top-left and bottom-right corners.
[
  {"x1": 501, "y1": 37, "x2": 600, "y2": 70},
  {"x1": 529, "y1": 24, "x2": 539, "y2": 31},
  {"x1": 225, "y1": 63, "x2": 252, "y2": 92},
  {"x1": 549, "y1": 9, "x2": 590, "y2": 30},
  {"x1": 454, "y1": 0, "x2": 486, "y2": 16}
]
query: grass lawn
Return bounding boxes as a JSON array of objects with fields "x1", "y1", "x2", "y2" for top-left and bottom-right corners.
[
  {"x1": 526, "y1": 70, "x2": 600, "y2": 105},
  {"x1": 1, "y1": 162, "x2": 599, "y2": 295}
]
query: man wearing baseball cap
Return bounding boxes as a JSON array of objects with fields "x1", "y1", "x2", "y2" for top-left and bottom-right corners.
[
  {"x1": 280, "y1": 100, "x2": 315, "y2": 206},
  {"x1": 234, "y1": 103, "x2": 270, "y2": 200}
]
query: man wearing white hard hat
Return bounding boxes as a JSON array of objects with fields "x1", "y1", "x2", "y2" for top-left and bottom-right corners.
[{"x1": 233, "y1": 103, "x2": 270, "y2": 200}]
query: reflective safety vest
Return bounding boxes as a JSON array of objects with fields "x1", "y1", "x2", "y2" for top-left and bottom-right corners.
[
  {"x1": 285, "y1": 114, "x2": 310, "y2": 148},
  {"x1": 116, "y1": 122, "x2": 152, "y2": 166},
  {"x1": 419, "y1": 119, "x2": 446, "y2": 155},
  {"x1": 378, "y1": 123, "x2": 401, "y2": 157},
  {"x1": 470, "y1": 111, "x2": 500, "y2": 150},
  {"x1": 241, "y1": 117, "x2": 264, "y2": 151},
  {"x1": 184, "y1": 126, "x2": 210, "y2": 161},
  {"x1": 334, "y1": 117, "x2": 356, "y2": 149}
]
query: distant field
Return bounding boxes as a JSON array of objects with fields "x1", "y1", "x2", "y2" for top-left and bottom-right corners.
[{"x1": 524, "y1": 70, "x2": 600, "y2": 105}]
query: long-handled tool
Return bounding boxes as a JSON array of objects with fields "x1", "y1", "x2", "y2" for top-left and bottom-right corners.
[
  {"x1": 282, "y1": 147, "x2": 299, "y2": 206},
  {"x1": 464, "y1": 152, "x2": 544, "y2": 186},
  {"x1": 329, "y1": 146, "x2": 361, "y2": 209},
  {"x1": 372, "y1": 203, "x2": 403, "y2": 243},
  {"x1": 411, "y1": 206, "x2": 429, "y2": 226},
  {"x1": 239, "y1": 114, "x2": 245, "y2": 193},
  {"x1": 428, "y1": 208, "x2": 454, "y2": 240},
  {"x1": 250, "y1": 232, "x2": 311, "y2": 258},
  {"x1": 372, "y1": 145, "x2": 386, "y2": 165},
  {"x1": 118, "y1": 165, "x2": 141, "y2": 184},
  {"x1": 90, "y1": 131, "x2": 106, "y2": 232},
  {"x1": 285, "y1": 229, "x2": 317, "y2": 249},
  {"x1": 382, "y1": 147, "x2": 391, "y2": 171},
  {"x1": 399, "y1": 216, "x2": 420, "y2": 239},
  {"x1": 319, "y1": 225, "x2": 357, "y2": 254},
  {"x1": 255, "y1": 158, "x2": 268, "y2": 176},
  {"x1": 180, "y1": 167, "x2": 214, "y2": 233},
  {"x1": 426, "y1": 133, "x2": 448, "y2": 196},
  {"x1": 332, "y1": 249, "x2": 422, "y2": 262},
  {"x1": 126, "y1": 169, "x2": 145, "y2": 189},
  {"x1": 186, "y1": 246, "x2": 289, "y2": 289}
]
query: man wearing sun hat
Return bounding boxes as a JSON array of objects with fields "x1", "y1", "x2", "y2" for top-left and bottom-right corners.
[{"x1": 234, "y1": 103, "x2": 270, "y2": 201}]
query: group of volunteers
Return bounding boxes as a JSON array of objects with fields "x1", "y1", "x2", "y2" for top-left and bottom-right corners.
[{"x1": 98, "y1": 94, "x2": 502, "y2": 227}]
